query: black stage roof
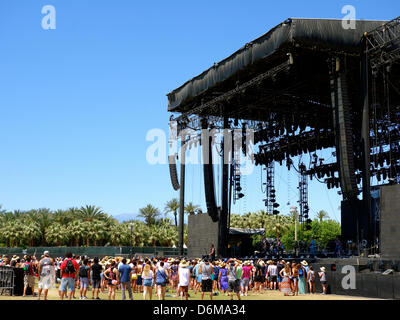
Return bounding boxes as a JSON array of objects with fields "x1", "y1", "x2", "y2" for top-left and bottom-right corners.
[{"x1": 167, "y1": 18, "x2": 387, "y2": 114}]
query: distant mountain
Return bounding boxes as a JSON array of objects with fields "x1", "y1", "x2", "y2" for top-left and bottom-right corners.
[{"x1": 113, "y1": 213, "x2": 140, "y2": 223}]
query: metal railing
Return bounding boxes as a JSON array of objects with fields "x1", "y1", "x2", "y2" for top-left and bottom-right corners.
[{"x1": 0, "y1": 266, "x2": 14, "y2": 296}]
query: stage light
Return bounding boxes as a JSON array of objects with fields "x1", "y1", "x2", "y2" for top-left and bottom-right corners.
[
  {"x1": 238, "y1": 193, "x2": 245, "y2": 199},
  {"x1": 273, "y1": 210, "x2": 280, "y2": 215}
]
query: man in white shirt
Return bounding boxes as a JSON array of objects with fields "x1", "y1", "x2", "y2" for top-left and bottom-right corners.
[
  {"x1": 267, "y1": 261, "x2": 278, "y2": 290},
  {"x1": 178, "y1": 260, "x2": 190, "y2": 300}
]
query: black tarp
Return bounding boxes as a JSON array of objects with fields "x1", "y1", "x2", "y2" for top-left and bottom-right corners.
[{"x1": 167, "y1": 18, "x2": 387, "y2": 112}]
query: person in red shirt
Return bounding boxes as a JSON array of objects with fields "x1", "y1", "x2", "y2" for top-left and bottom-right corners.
[{"x1": 59, "y1": 251, "x2": 79, "y2": 300}]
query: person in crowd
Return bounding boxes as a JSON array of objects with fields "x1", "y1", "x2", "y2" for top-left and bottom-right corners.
[
  {"x1": 297, "y1": 263, "x2": 307, "y2": 295},
  {"x1": 267, "y1": 260, "x2": 278, "y2": 290},
  {"x1": 104, "y1": 260, "x2": 119, "y2": 300},
  {"x1": 199, "y1": 258, "x2": 213, "y2": 300},
  {"x1": 130, "y1": 260, "x2": 138, "y2": 293},
  {"x1": 291, "y1": 262, "x2": 299, "y2": 296},
  {"x1": 59, "y1": 251, "x2": 79, "y2": 300},
  {"x1": 279, "y1": 262, "x2": 292, "y2": 296},
  {"x1": 136, "y1": 259, "x2": 143, "y2": 293},
  {"x1": 307, "y1": 266, "x2": 316, "y2": 294},
  {"x1": 318, "y1": 266, "x2": 327, "y2": 295},
  {"x1": 301, "y1": 260, "x2": 309, "y2": 292},
  {"x1": 209, "y1": 243, "x2": 215, "y2": 261},
  {"x1": 253, "y1": 260, "x2": 265, "y2": 295},
  {"x1": 218, "y1": 262, "x2": 229, "y2": 296},
  {"x1": 240, "y1": 260, "x2": 253, "y2": 297},
  {"x1": 22, "y1": 255, "x2": 36, "y2": 297},
  {"x1": 170, "y1": 260, "x2": 179, "y2": 297},
  {"x1": 118, "y1": 258, "x2": 133, "y2": 300},
  {"x1": 277, "y1": 260, "x2": 285, "y2": 290},
  {"x1": 178, "y1": 260, "x2": 190, "y2": 300},
  {"x1": 212, "y1": 260, "x2": 220, "y2": 294},
  {"x1": 91, "y1": 257, "x2": 102, "y2": 300},
  {"x1": 310, "y1": 237, "x2": 317, "y2": 256},
  {"x1": 78, "y1": 258, "x2": 90, "y2": 299},
  {"x1": 142, "y1": 263, "x2": 154, "y2": 300},
  {"x1": 189, "y1": 260, "x2": 197, "y2": 290},
  {"x1": 155, "y1": 261, "x2": 169, "y2": 300},
  {"x1": 193, "y1": 258, "x2": 202, "y2": 294},
  {"x1": 37, "y1": 251, "x2": 54, "y2": 300},
  {"x1": 226, "y1": 258, "x2": 241, "y2": 300}
]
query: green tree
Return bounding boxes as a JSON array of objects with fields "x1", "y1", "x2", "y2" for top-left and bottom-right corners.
[
  {"x1": 184, "y1": 202, "x2": 200, "y2": 215},
  {"x1": 316, "y1": 210, "x2": 329, "y2": 223},
  {"x1": 138, "y1": 204, "x2": 160, "y2": 226},
  {"x1": 164, "y1": 198, "x2": 180, "y2": 227}
]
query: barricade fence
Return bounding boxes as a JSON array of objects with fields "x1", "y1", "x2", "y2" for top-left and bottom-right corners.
[{"x1": 0, "y1": 266, "x2": 14, "y2": 296}]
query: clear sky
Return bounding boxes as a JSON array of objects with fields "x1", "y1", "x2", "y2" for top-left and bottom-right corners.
[{"x1": 0, "y1": 0, "x2": 398, "y2": 221}]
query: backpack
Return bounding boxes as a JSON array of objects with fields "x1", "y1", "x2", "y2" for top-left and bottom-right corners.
[
  {"x1": 24, "y1": 262, "x2": 33, "y2": 275},
  {"x1": 79, "y1": 265, "x2": 88, "y2": 278},
  {"x1": 65, "y1": 259, "x2": 76, "y2": 274}
]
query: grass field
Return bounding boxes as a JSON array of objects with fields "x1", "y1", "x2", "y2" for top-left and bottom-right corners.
[{"x1": 0, "y1": 281, "x2": 378, "y2": 300}]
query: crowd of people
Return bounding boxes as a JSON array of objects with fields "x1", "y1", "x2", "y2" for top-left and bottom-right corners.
[{"x1": 0, "y1": 251, "x2": 329, "y2": 300}]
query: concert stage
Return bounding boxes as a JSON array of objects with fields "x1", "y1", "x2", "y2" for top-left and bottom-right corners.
[{"x1": 168, "y1": 17, "x2": 400, "y2": 258}]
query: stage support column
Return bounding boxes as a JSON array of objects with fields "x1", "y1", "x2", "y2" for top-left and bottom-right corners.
[
  {"x1": 218, "y1": 117, "x2": 230, "y2": 258},
  {"x1": 179, "y1": 139, "x2": 186, "y2": 256},
  {"x1": 361, "y1": 37, "x2": 373, "y2": 251}
]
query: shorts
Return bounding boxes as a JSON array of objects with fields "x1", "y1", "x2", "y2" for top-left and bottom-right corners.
[
  {"x1": 156, "y1": 282, "x2": 167, "y2": 287},
  {"x1": 92, "y1": 279, "x2": 101, "y2": 289},
  {"x1": 254, "y1": 276, "x2": 264, "y2": 283},
  {"x1": 143, "y1": 279, "x2": 153, "y2": 287},
  {"x1": 241, "y1": 278, "x2": 250, "y2": 288},
  {"x1": 201, "y1": 279, "x2": 212, "y2": 292},
  {"x1": 24, "y1": 275, "x2": 35, "y2": 288},
  {"x1": 180, "y1": 285, "x2": 188, "y2": 293},
  {"x1": 320, "y1": 280, "x2": 327, "y2": 285},
  {"x1": 228, "y1": 280, "x2": 240, "y2": 293},
  {"x1": 137, "y1": 275, "x2": 142, "y2": 286},
  {"x1": 38, "y1": 275, "x2": 52, "y2": 290},
  {"x1": 270, "y1": 275, "x2": 278, "y2": 282},
  {"x1": 59, "y1": 277, "x2": 75, "y2": 292},
  {"x1": 79, "y1": 277, "x2": 89, "y2": 289}
]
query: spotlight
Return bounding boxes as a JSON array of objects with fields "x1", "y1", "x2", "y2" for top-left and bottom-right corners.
[{"x1": 238, "y1": 193, "x2": 245, "y2": 199}]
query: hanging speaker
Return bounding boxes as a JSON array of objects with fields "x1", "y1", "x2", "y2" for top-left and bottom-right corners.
[
  {"x1": 202, "y1": 134, "x2": 219, "y2": 222},
  {"x1": 168, "y1": 154, "x2": 180, "y2": 191}
]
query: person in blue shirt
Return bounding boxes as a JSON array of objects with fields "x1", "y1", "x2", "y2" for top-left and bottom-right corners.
[
  {"x1": 310, "y1": 238, "x2": 317, "y2": 257},
  {"x1": 118, "y1": 258, "x2": 133, "y2": 300}
]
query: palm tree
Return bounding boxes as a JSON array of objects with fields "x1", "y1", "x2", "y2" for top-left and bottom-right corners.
[
  {"x1": 78, "y1": 205, "x2": 106, "y2": 222},
  {"x1": 316, "y1": 210, "x2": 329, "y2": 223},
  {"x1": 138, "y1": 204, "x2": 160, "y2": 226},
  {"x1": 184, "y1": 202, "x2": 200, "y2": 215},
  {"x1": 273, "y1": 215, "x2": 290, "y2": 241},
  {"x1": 164, "y1": 198, "x2": 180, "y2": 227}
]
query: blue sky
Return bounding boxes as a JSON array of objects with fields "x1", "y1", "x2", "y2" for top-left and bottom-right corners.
[{"x1": 0, "y1": 0, "x2": 398, "y2": 222}]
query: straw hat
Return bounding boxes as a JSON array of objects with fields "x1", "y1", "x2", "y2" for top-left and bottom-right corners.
[
  {"x1": 301, "y1": 260, "x2": 308, "y2": 266},
  {"x1": 244, "y1": 260, "x2": 251, "y2": 266},
  {"x1": 320, "y1": 267, "x2": 326, "y2": 272},
  {"x1": 220, "y1": 262, "x2": 226, "y2": 268},
  {"x1": 179, "y1": 260, "x2": 189, "y2": 268},
  {"x1": 259, "y1": 260, "x2": 265, "y2": 267}
]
